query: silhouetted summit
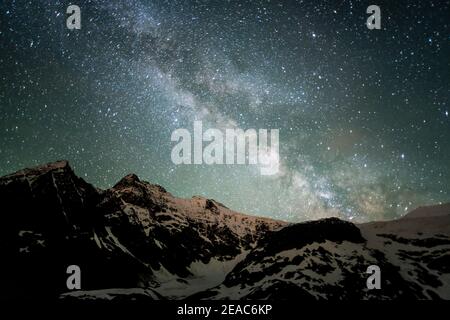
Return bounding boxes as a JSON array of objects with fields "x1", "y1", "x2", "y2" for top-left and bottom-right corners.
[{"x1": 0, "y1": 161, "x2": 449, "y2": 301}]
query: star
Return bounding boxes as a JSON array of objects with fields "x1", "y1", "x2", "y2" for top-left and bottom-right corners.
[{"x1": 0, "y1": 0, "x2": 449, "y2": 223}]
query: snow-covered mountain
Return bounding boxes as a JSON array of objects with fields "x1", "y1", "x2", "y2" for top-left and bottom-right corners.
[
  {"x1": 197, "y1": 214, "x2": 450, "y2": 299},
  {"x1": 0, "y1": 161, "x2": 448, "y2": 301}
]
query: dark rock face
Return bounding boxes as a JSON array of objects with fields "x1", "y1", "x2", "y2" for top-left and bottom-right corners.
[
  {"x1": 0, "y1": 161, "x2": 98, "y2": 232},
  {"x1": 253, "y1": 218, "x2": 366, "y2": 256},
  {"x1": 0, "y1": 161, "x2": 449, "y2": 301},
  {"x1": 0, "y1": 161, "x2": 102, "y2": 299},
  {"x1": 0, "y1": 161, "x2": 285, "y2": 300}
]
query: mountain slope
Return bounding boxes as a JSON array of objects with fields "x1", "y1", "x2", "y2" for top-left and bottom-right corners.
[
  {"x1": 0, "y1": 161, "x2": 449, "y2": 300},
  {"x1": 195, "y1": 211, "x2": 450, "y2": 299},
  {"x1": 0, "y1": 161, "x2": 285, "y2": 299}
]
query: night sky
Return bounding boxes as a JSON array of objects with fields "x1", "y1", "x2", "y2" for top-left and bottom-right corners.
[{"x1": 1, "y1": 0, "x2": 449, "y2": 222}]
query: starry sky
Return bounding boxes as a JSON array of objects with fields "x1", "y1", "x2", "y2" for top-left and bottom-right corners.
[{"x1": 1, "y1": 0, "x2": 449, "y2": 222}]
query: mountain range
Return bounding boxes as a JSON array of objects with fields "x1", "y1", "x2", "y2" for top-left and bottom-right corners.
[{"x1": 0, "y1": 161, "x2": 448, "y2": 301}]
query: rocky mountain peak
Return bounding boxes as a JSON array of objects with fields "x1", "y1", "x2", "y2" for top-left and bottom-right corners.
[
  {"x1": 0, "y1": 160, "x2": 71, "y2": 183},
  {"x1": 1, "y1": 161, "x2": 449, "y2": 301},
  {"x1": 113, "y1": 173, "x2": 141, "y2": 188}
]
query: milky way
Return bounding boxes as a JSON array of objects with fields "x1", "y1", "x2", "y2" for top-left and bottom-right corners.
[{"x1": 1, "y1": 0, "x2": 449, "y2": 222}]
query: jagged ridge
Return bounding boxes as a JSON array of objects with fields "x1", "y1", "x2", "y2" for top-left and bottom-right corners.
[{"x1": 0, "y1": 161, "x2": 449, "y2": 301}]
